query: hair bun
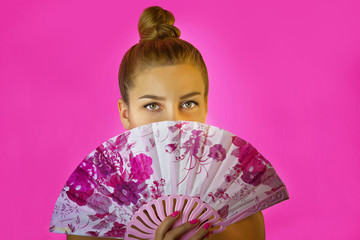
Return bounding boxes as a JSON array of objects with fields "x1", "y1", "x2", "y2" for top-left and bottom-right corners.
[{"x1": 138, "y1": 6, "x2": 181, "y2": 42}]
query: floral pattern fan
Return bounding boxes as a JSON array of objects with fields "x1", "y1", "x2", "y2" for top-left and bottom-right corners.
[{"x1": 49, "y1": 120, "x2": 289, "y2": 239}]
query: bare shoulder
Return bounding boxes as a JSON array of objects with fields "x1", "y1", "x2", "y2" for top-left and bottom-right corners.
[
  {"x1": 209, "y1": 211, "x2": 265, "y2": 240},
  {"x1": 67, "y1": 235, "x2": 121, "y2": 240}
]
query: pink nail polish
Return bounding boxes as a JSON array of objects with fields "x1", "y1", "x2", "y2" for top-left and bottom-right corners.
[
  {"x1": 203, "y1": 222, "x2": 211, "y2": 230},
  {"x1": 189, "y1": 219, "x2": 198, "y2": 224},
  {"x1": 171, "y1": 211, "x2": 179, "y2": 217},
  {"x1": 206, "y1": 232, "x2": 211, "y2": 238}
]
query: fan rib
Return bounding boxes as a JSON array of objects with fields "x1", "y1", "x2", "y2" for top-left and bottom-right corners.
[{"x1": 136, "y1": 216, "x2": 155, "y2": 230}]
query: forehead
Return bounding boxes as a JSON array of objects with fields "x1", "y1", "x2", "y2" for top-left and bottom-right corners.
[{"x1": 130, "y1": 64, "x2": 205, "y2": 97}]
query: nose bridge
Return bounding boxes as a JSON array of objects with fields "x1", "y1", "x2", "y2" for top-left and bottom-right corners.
[{"x1": 166, "y1": 103, "x2": 182, "y2": 121}]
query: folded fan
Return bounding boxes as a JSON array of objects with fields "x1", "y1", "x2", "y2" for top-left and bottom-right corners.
[{"x1": 49, "y1": 120, "x2": 289, "y2": 239}]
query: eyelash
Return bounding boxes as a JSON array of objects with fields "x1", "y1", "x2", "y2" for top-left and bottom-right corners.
[{"x1": 144, "y1": 101, "x2": 199, "y2": 111}]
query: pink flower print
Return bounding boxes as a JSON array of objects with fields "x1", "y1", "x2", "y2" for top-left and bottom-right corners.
[
  {"x1": 160, "y1": 178, "x2": 166, "y2": 186},
  {"x1": 68, "y1": 223, "x2": 75, "y2": 232},
  {"x1": 165, "y1": 143, "x2": 177, "y2": 153},
  {"x1": 88, "y1": 212, "x2": 108, "y2": 221},
  {"x1": 88, "y1": 214, "x2": 100, "y2": 221},
  {"x1": 230, "y1": 148, "x2": 240, "y2": 158},
  {"x1": 95, "y1": 184, "x2": 113, "y2": 197},
  {"x1": 80, "y1": 157, "x2": 97, "y2": 178},
  {"x1": 246, "y1": 157, "x2": 266, "y2": 174},
  {"x1": 168, "y1": 122, "x2": 192, "y2": 141},
  {"x1": 105, "y1": 210, "x2": 117, "y2": 222},
  {"x1": 99, "y1": 149, "x2": 123, "y2": 171},
  {"x1": 183, "y1": 130, "x2": 203, "y2": 156},
  {"x1": 86, "y1": 193, "x2": 112, "y2": 214},
  {"x1": 261, "y1": 167, "x2": 284, "y2": 192},
  {"x1": 130, "y1": 153, "x2": 153, "y2": 183},
  {"x1": 104, "y1": 222, "x2": 126, "y2": 238},
  {"x1": 231, "y1": 143, "x2": 255, "y2": 168},
  {"x1": 231, "y1": 136, "x2": 247, "y2": 148},
  {"x1": 86, "y1": 231, "x2": 99, "y2": 237},
  {"x1": 214, "y1": 188, "x2": 225, "y2": 198},
  {"x1": 107, "y1": 173, "x2": 125, "y2": 188},
  {"x1": 150, "y1": 179, "x2": 166, "y2": 199},
  {"x1": 257, "y1": 152, "x2": 271, "y2": 166},
  {"x1": 169, "y1": 122, "x2": 188, "y2": 132},
  {"x1": 149, "y1": 137, "x2": 155, "y2": 148},
  {"x1": 132, "y1": 198, "x2": 148, "y2": 212},
  {"x1": 224, "y1": 163, "x2": 243, "y2": 183},
  {"x1": 90, "y1": 150, "x2": 122, "y2": 179},
  {"x1": 208, "y1": 144, "x2": 226, "y2": 162},
  {"x1": 241, "y1": 158, "x2": 267, "y2": 186},
  {"x1": 93, "y1": 220, "x2": 110, "y2": 230},
  {"x1": 214, "y1": 188, "x2": 229, "y2": 200},
  {"x1": 225, "y1": 174, "x2": 232, "y2": 183},
  {"x1": 241, "y1": 170, "x2": 264, "y2": 186},
  {"x1": 230, "y1": 136, "x2": 255, "y2": 165},
  {"x1": 153, "y1": 179, "x2": 166, "y2": 187},
  {"x1": 208, "y1": 192, "x2": 215, "y2": 202},
  {"x1": 142, "y1": 190, "x2": 150, "y2": 199},
  {"x1": 66, "y1": 167, "x2": 94, "y2": 206},
  {"x1": 106, "y1": 132, "x2": 130, "y2": 151},
  {"x1": 112, "y1": 181, "x2": 146, "y2": 206}
]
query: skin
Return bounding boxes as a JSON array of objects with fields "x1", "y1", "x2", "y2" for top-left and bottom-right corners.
[
  {"x1": 118, "y1": 64, "x2": 208, "y2": 130},
  {"x1": 67, "y1": 64, "x2": 265, "y2": 240}
]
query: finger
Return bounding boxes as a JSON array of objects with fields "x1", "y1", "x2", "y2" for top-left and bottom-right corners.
[
  {"x1": 164, "y1": 218, "x2": 199, "y2": 240},
  {"x1": 154, "y1": 211, "x2": 180, "y2": 240},
  {"x1": 189, "y1": 222, "x2": 211, "y2": 240}
]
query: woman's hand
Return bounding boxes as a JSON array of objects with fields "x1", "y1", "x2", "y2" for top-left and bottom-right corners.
[{"x1": 155, "y1": 211, "x2": 211, "y2": 240}]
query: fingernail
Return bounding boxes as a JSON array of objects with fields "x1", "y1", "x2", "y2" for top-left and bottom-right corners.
[
  {"x1": 206, "y1": 232, "x2": 211, "y2": 238},
  {"x1": 203, "y1": 222, "x2": 211, "y2": 230},
  {"x1": 171, "y1": 211, "x2": 179, "y2": 217},
  {"x1": 189, "y1": 219, "x2": 198, "y2": 224}
]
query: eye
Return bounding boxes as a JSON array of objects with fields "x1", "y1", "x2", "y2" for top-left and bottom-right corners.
[
  {"x1": 144, "y1": 103, "x2": 160, "y2": 111},
  {"x1": 182, "y1": 101, "x2": 198, "y2": 109}
]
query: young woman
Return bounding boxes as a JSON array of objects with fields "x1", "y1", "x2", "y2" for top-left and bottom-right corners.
[{"x1": 68, "y1": 6, "x2": 265, "y2": 240}]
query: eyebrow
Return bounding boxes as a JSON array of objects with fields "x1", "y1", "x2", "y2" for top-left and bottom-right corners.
[{"x1": 138, "y1": 92, "x2": 201, "y2": 100}]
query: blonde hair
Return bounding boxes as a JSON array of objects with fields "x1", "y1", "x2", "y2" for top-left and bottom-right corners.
[{"x1": 118, "y1": 6, "x2": 209, "y2": 106}]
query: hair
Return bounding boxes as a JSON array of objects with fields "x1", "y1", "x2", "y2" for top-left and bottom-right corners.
[{"x1": 118, "y1": 6, "x2": 209, "y2": 106}]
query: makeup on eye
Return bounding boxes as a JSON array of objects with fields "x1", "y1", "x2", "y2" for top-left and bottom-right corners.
[{"x1": 143, "y1": 100, "x2": 199, "y2": 111}]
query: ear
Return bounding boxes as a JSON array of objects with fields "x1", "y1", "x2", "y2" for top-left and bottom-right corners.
[{"x1": 118, "y1": 98, "x2": 131, "y2": 130}]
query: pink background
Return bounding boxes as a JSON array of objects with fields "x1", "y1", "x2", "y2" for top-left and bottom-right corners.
[{"x1": 1, "y1": 0, "x2": 359, "y2": 239}]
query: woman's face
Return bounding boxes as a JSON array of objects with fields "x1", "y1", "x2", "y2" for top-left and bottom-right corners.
[{"x1": 118, "y1": 64, "x2": 208, "y2": 130}]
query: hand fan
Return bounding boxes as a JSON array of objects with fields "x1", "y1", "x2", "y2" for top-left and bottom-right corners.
[{"x1": 49, "y1": 120, "x2": 289, "y2": 239}]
